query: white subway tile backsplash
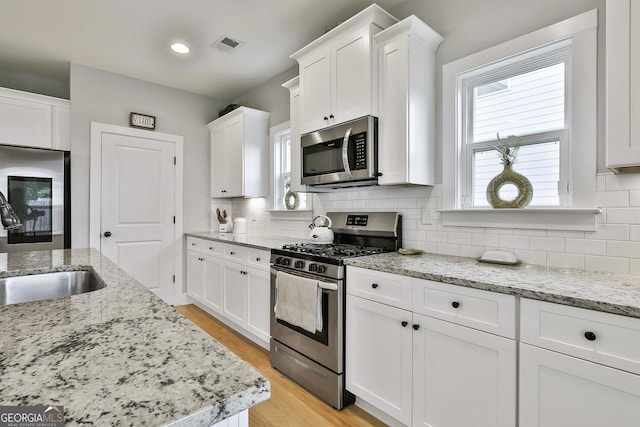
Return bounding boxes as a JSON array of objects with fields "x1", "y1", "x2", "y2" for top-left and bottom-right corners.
[
  {"x1": 498, "y1": 235, "x2": 530, "y2": 250},
  {"x1": 227, "y1": 173, "x2": 640, "y2": 276},
  {"x1": 607, "y1": 208, "x2": 640, "y2": 224},
  {"x1": 436, "y1": 242, "x2": 460, "y2": 256},
  {"x1": 514, "y1": 229, "x2": 548, "y2": 236},
  {"x1": 472, "y1": 233, "x2": 500, "y2": 247},
  {"x1": 529, "y1": 236, "x2": 565, "y2": 252},
  {"x1": 565, "y1": 238, "x2": 606, "y2": 255},
  {"x1": 584, "y1": 255, "x2": 629, "y2": 275},
  {"x1": 547, "y1": 252, "x2": 585, "y2": 270},
  {"x1": 606, "y1": 240, "x2": 640, "y2": 258},
  {"x1": 448, "y1": 232, "x2": 472, "y2": 245},
  {"x1": 585, "y1": 224, "x2": 629, "y2": 241},
  {"x1": 597, "y1": 191, "x2": 629, "y2": 207},
  {"x1": 546, "y1": 230, "x2": 586, "y2": 238},
  {"x1": 604, "y1": 173, "x2": 640, "y2": 191},
  {"x1": 459, "y1": 245, "x2": 485, "y2": 258},
  {"x1": 426, "y1": 231, "x2": 448, "y2": 243},
  {"x1": 514, "y1": 249, "x2": 547, "y2": 266}
]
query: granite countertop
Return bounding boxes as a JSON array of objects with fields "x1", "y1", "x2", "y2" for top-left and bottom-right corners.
[
  {"x1": 0, "y1": 249, "x2": 270, "y2": 426},
  {"x1": 345, "y1": 252, "x2": 640, "y2": 319},
  {"x1": 185, "y1": 231, "x2": 307, "y2": 251}
]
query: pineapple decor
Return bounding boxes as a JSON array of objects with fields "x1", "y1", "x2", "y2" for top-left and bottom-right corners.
[{"x1": 486, "y1": 134, "x2": 533, "y2": 208}]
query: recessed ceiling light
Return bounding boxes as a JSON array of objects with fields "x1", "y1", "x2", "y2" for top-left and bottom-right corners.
[{"x1": 170, "y1": 42, "x2": 190, "y2": 54}]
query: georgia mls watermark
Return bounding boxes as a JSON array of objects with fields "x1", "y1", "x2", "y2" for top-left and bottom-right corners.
[{"x1": 0, "y1": 405, "x2": 64, "y2": 427}]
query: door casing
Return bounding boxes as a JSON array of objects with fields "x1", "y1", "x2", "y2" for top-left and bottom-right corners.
[{"x1": 89, "y1": 122, "x2": 185, "y2": 305}]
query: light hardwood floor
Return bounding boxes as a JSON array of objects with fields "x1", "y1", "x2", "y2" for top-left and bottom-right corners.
[{"x1": 174, "y1": 304, "x2": 387, "y2": 427}]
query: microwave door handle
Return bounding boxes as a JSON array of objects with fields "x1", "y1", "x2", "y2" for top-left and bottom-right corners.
[{"x1": 342, "y1": 127, "x2": 353, "y2": 176}]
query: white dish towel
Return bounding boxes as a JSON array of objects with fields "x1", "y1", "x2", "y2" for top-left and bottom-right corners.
[{"x1": 274, "y1": 271, "x2": 322, "y2": 333}]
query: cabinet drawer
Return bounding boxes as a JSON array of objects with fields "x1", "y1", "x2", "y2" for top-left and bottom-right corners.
[
  {"x1": 247, "y1": 248, "x2": 270, "y2": 270},
  {"x1": 186, "y1": 236, "x2": 222, "y2": 256},
  {"x1": 346, "y1": 266, "x2": 413, "y2": 310},
  {"x1": 224, "y1": 244, "x2": 248, "y2": 263},
  {"x1": 413, "y1": 279, "x2": 516, "y2": 338},
  {"x1": 521, "y1": 298, "x2": 640, "y2": 375}
]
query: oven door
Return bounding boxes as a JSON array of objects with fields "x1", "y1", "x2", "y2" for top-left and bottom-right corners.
[{"x1": 270, "y1": 266, "x2": 343, "y2": 374}]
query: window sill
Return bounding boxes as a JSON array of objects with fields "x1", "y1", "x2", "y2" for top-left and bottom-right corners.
[
  {"x1": 268, "y1": 209, "x2": 314, "y2": 221},
  {"x1": 439, "y1": 208, "x2": 602, "y2": 231}
]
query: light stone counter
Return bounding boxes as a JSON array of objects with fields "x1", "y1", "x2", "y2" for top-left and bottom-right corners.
[
  {"x1": 185, "y1": 231, "x2": 307, "y2": 251},
  {"x1": 0, "y1": 249, "x2": 270, "y2": 426},
  {"x1": 345, "y1": 252, "x2": 640, "y2": 319}
]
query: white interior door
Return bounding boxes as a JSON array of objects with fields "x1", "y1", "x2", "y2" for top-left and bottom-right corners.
[{"x1": 91, "y1": 123, "x2": 182, "y2": 304}]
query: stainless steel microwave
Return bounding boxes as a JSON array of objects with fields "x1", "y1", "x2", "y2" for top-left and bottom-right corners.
[{"x1": 301, "y1": 116, "x2": 378, "y2": 187}]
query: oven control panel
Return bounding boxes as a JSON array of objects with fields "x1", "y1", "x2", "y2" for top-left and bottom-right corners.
[{"x1": 271, "y1": 253, "x2": 343, "y2": 280}]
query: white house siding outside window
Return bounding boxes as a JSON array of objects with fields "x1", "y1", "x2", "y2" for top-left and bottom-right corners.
[{"x1": 441, "y1": 9, "x2": 598, "y2": 230}]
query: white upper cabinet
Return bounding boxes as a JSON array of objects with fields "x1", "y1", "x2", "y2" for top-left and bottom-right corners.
[
  {"x1": 291, "y1": 4, "x2": 397, "y2": 135},
  {"x1": 208, "y1": 106, "x2": 270, "y2": 198},
  {"x1": 0, "y1": 87, "x2": 70, "y2": 151},
  {"x1": 606, "y1": 0, "x2": 640, "y2": 171},
  {"x1": 375, "y1": 16, "x2": 442, "y2": 185}
]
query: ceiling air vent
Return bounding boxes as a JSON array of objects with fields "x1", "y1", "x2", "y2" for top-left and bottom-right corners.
[{"x1": 211, "y1": 35, "x2": 243, "y2": 53}]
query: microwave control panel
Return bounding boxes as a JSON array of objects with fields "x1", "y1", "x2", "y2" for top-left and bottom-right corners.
[{"x1": 353, "y1": 132, "x2": 367, "y2": 170}]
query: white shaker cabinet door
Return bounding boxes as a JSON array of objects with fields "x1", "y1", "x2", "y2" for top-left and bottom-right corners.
[
  {"x1": 203, "y1": 255, "x2": 224, "y2": 314},
  {"x1": 519, "y1": 343, "x2": 640, "y2": 427},
  {"x1": 222, "y1": 261, "x2": 247, "y2": 327},
  {"x1": 224, "y1": 113, "x2": 244, "y2": 197},
  {"x1": 299, "y1": 46, "x2": 332, "y2": 135},
  {"x1": 332, "y1": 29, "x2": 373, "y2": 125},
  {"x1": 245, "y1": 266, "x2": 271, "y2": 344},
  {"x1": 346, "y1": 295, "x2": 413, "y2": 426},
  {"x1": 413, "y1": 314, "x2": 516, "y2": 427},
  {"x1": 186, "y1": 251, "x2": 205, "y2": 302}
]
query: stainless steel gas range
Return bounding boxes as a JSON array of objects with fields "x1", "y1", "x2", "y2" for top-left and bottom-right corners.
[{"x1": 270, "y1": 211, "x2": 402, "y2": 409}]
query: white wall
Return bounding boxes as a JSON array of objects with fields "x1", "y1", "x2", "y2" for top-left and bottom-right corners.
[
  {"x1": 232, "y1": 65, "x2": 298, "y2": 127},
  {"x1": 69, "y1": 64, "x2": 226, "y2": 248}
]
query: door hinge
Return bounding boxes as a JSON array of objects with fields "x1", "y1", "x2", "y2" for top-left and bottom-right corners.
[
  {"x1": 172, "y1": 275, "x2": 175, "y2": 283},
  {"x1": 174, "y1": 156, "x2": 177, "y2": 165},
  {"x1": 173, "y1": 216, "x2": 176, "y2": 224}
]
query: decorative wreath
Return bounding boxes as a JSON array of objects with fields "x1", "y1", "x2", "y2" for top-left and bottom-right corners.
[{"x1": 284, "y1": 190, "x2": 300, "y2": 210}]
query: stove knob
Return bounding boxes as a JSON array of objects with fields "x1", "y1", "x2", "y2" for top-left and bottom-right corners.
[
  {"x1": 284, "y1": 258, "x2": 291, "y2": 266},
  {"x1": 308, "y1": 263, "x2": 318, "y2": 272},
  {"x1": 317, "y1": 265, "x2": 327, "y2": 274},
  {"x1": 294, "y1": 260, "x2": 305, "y2": 269}
]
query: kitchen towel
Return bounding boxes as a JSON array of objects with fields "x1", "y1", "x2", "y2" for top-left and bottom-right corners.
[{"x1": 274, "y1": 271, "x2": 322, "y2": 333}]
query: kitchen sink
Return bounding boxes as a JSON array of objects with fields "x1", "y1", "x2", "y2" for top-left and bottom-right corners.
[{"x1": 0, "y1": 270, "x2": 105, "y2": 306}]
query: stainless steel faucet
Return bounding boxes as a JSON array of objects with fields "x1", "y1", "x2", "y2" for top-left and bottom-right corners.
[{"x1": 0, "y1": 190, "x2": 22, "y2": 230}]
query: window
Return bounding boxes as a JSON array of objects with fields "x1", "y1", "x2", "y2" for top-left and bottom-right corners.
[
  {"x1": 460, "y1": 41, "x2": 569, "y2": 208},
  {"x1": 441, "y1": 10, "x2": 599, "y2": 230},
  {"x1": 271, "y1": 122, "x2": 308, "y2": 211}
]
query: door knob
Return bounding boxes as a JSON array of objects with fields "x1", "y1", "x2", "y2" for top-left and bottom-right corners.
[{"x1": 103, "y1": 231, "x2": 112, "y2": 237}]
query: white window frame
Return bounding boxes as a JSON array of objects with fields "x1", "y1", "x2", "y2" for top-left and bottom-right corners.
[
  {"x1": 269, "y1": 121, "x2": 310, "y2": 213},
  {"x1": 441, "y1": 9, "x2": 600, "y2": 231}
]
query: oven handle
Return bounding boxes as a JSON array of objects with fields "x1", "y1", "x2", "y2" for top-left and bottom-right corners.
[
  {"x1": 319, "y1": 281, "x2": 338, "y2": 291},
  {"x1": 342, "y1": 127, "x2": 352, "y2": 176},
  {"x1": 271, "y1": 266, "x2": 340, "y2": 292}
]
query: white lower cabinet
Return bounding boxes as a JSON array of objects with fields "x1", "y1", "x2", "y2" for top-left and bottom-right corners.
[
  {"x1": 185, "y1": 237, "x2": 270, "y2": 348},
  {"x1": 519, "y1": 298, "x2": 640, "y2": 427},
  {"x1": 346, "y1": 266, "x2": 516, "y2": 427}
]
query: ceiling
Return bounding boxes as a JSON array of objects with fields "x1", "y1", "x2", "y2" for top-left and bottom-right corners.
[{"x1": 0, "y1": 0, "x2": 407, "y2": 100}]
